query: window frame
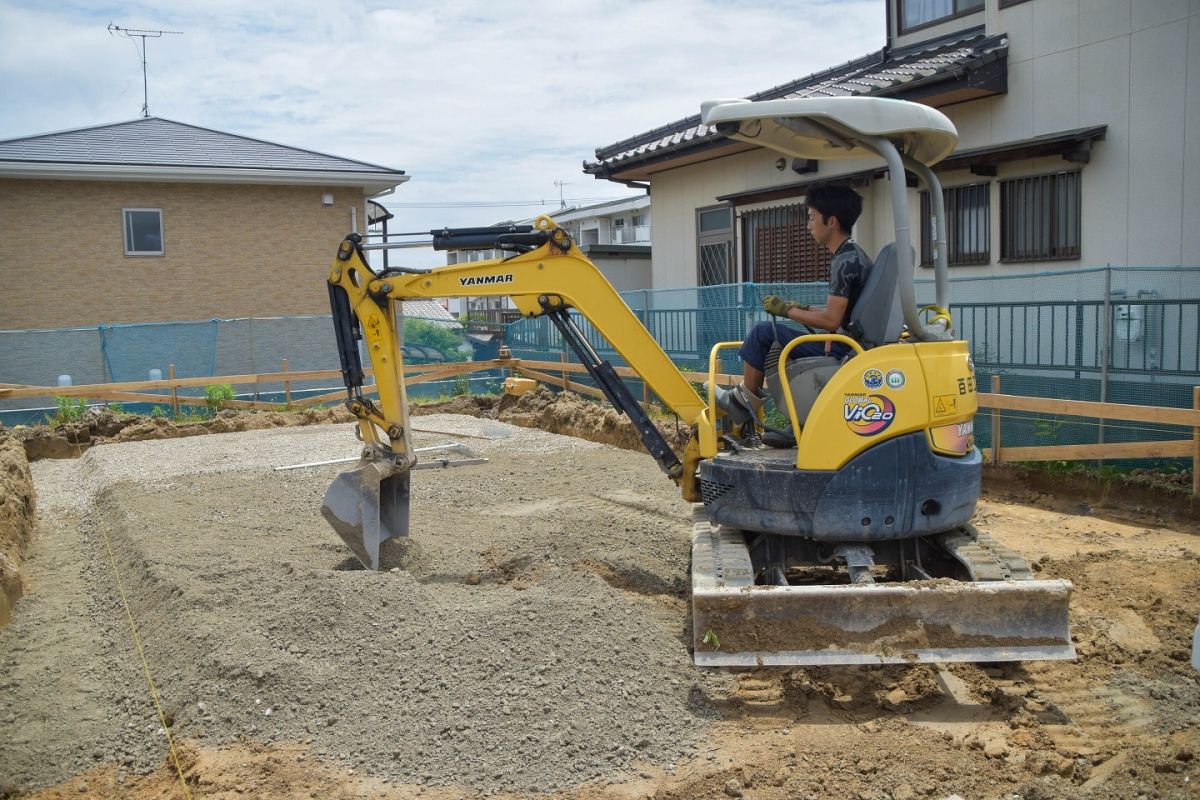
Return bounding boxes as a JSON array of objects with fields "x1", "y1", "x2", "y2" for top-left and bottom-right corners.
[
  {"x1": 919, "y1": 182, "x2": 991, "y2": 268},
  {"x1": 897, "y1": 0, "x2": 985, "y2": 36},
  {"x1": 999, "y1": 171, "x2": 1082, "y2": 263},
  {"x1": 122, "y1": 207, "x2": 165, "y2": 256},
  {"x1": 696, "y1": 204, "x2": 736, "y2": 286}
]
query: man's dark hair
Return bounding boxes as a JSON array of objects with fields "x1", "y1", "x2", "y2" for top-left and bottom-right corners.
[{"x1": 807, "y1": 184, "x2": 863, "y2": 234}]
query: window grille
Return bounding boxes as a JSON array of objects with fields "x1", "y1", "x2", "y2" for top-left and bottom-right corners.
[
  {"x1": 1000, "y1": 172, "x2": 1081, "y2": 262},
  {"x1": 920, "y1": 183, "x2": 990, "y2": 267},
  {"x1": 741, "y1": 202, "x2": 831, "y2": 283}
]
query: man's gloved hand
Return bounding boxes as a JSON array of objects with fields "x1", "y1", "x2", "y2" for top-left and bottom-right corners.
[{"x1": 763, "y1": 295, "x2": 810, "y2": 317}]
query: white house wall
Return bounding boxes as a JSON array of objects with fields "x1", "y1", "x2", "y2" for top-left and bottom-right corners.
[{"x1": 646, "y1": 0, "x2": 1199, "y2": 289}]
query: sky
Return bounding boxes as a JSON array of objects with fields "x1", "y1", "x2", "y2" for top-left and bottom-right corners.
[{"x1": 0, "y1": 0, "x2": 884, "y2": 267}]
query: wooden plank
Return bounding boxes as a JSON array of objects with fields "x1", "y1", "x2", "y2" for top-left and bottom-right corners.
[
  {"x1": 517, "y1": 368, "x2": 607, "y2": 401},
  {"x1": 0, "y1": 371, "x2": 344, "y2": 399},
  {"x1": 0, "y1": 359, "x2": 520, "y2": 400},
  {"x1": 87, "y1": 390, "x2": 278, "y2": 411},
  {"x1": 979, "y1": 392, "x2": 1200, "y2": 427},
  {"x1": 982, "y1": 439, "x2": 1192, "y2": 462},
  {"x1": 519, "y1": 357, "x2": 737, "y2": 387}
]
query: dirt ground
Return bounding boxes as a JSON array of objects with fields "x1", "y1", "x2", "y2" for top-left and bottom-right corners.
[{"x1": 2, "y1": 398, "x2": 1199, "y2": 799}]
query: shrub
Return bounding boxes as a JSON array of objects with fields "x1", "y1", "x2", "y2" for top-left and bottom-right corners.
[
  {"x1": 48, "y1": 396, "x2": 87, "y2": 427},
  {"x1": 403, "y1": 318, "x2": 469, "y2": 363},
  {"x1": 204, "y1": 384, "x2": 235, "y2": 415}
]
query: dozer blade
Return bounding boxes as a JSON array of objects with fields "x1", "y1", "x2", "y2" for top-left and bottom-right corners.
[
  {"x1": 321, "y1": 459, "x2": 410, "y2": 570},
  {"x1": 691, "y1": 522, "x2": 1075, "y2": 667}
]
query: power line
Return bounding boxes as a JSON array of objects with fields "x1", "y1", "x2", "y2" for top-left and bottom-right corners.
[
  {"x1": 384, "y1": 195, "x2": 635, "y2": 209},
  {"x1": 108, "y1": 23, "x2": 183, "y2": 118}
]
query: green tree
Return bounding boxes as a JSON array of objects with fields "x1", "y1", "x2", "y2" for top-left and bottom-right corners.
[{"x1": 403, "y1": 318, "x2": 470, "y2": 362}]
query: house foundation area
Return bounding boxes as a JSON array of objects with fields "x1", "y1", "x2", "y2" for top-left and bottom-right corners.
[{"x1": 1, "y1": 408, "x2": 1197, "y2": 799}]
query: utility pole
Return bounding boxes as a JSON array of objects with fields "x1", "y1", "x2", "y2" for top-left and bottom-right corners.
[{"x1": 108, "y1": 23, "x2": 184, "y2": 118}]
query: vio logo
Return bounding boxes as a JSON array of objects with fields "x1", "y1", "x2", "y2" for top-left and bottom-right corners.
[{"x1": 844, "y1": 394, "x2": 896, "y2": 436}]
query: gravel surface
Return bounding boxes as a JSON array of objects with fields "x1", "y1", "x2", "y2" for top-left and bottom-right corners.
[{"x1": 2, "y1": 417, "x2": 720, "y2": 793}]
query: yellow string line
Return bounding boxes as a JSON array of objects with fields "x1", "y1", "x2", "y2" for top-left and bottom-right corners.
[{"x1": 99, "y1": 527, "x2": 194, "y2": 799}]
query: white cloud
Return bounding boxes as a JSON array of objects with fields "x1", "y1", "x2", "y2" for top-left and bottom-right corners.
[{"x1": 0, "y1": 0, "x2": 883, "y2": 265}]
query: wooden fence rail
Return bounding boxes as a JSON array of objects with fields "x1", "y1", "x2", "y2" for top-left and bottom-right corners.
[{"x1": 4, "y1": 358, "x2": 1197, "y2": 494}]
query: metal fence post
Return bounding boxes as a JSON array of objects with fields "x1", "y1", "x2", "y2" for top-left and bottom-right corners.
[
  {"x1": 1099, "y1": 265, "x2": 1112, "y2": 449},
  {"x1": 991, "y1": 374, "x2": 1002, "y2": 465}
]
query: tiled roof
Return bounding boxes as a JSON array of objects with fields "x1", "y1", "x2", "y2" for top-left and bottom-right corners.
[
  {"x1": 0, "y1": 117, "x2": 403, "y2": 175},
  {"x1": 402, "y1": 300, "x2": 461, "y2": 329},
  {"x1": 586, "y1": 29, "x2": 1007, "y2": 175}
]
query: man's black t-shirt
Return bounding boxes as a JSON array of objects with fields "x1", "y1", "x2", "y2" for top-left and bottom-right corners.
[{"x1": 828, "y1": 238, "x2": 872, "y2": 329}]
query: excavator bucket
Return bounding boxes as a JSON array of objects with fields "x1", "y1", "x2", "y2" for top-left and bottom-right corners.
[
  {"x1": 321, "y1": 459, "x2": 410, "y2": 571},
  {"x1": 691, "y1": 517, "x2": 1075, "y2": 667}
]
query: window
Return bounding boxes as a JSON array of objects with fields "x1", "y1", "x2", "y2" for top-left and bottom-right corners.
[
  {"x1": 631, "y1": 214, "x2": 645, "y2": 227},
  {"x1": 742, "y1": 202, "x2": 832, "y2": 282},
  {"x1": 696, "y1": 205, "x2": 735, "y2": 285},
  {"x1": 899, "y1": 0, "x2": 983, "y2": 33},
  {"x1": 1000, "y1": 172, "x2": 1081, "y2": 262},
  {"x1": 123, "y1": 208, "x2": 164, "y2": 255},
  {"x1": 920, "y1": 184, "x2": 990, "y2": 267}
]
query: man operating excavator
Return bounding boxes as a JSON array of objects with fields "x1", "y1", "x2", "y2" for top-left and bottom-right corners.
[{"x1": 716, "y1": 184, "x2": 873, "y2": 445}]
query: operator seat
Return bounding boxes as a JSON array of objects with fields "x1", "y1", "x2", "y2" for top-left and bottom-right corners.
[{"x1": 763, "y1": 243, "x2": 905, "y2": 435}]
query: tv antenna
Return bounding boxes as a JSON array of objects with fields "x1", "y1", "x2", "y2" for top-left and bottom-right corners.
[
  {"x1": 553, "y1": 179, "x2": 571, "y2": 209},
  {"x1": 108, "y1": 23, "x2": 184, "y2": 118}
]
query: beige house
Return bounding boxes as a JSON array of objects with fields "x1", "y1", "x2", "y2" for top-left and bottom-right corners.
[
  {"x1": 584, "y1": 0, "x2": 1200, "y2": 289},
  {"x1": 0, "y1": 118, "x2": 407, "y2": 328}
]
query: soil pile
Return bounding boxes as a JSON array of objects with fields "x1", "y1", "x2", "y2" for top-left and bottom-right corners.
[{"x1": 0, "y1": 430, "x2": 35, "y2": 626}]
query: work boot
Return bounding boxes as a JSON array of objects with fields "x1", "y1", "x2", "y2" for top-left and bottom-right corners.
[
  {"x1": 762, "y1": 423, "x2": 796, "y2": 449},
  {"x1": 713, "y1": 383, "x2": 766, "y2": 427}
]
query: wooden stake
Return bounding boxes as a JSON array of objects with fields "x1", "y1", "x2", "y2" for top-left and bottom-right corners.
[
  {"x1": 282, "y1": 358, "x2": 291, "y2": 409},
  {"x1": 991, "y1": 374, "x2": 1001, "y2": 465},
  {"x1": 561, "y1": 351, "x2": 570, "y2": 393},
  {"x1": 169, "y1": 364, "x2": 179, "y2": 418}
]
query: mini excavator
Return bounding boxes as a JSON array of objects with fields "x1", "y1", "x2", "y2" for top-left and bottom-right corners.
[{"x1": 322, "y1": 96, "x2": 1074, "y2": 667}]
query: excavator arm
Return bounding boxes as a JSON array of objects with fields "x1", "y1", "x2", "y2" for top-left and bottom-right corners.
[{"x1": 324, "y1": 215, "x2": 713, "y2": 568}]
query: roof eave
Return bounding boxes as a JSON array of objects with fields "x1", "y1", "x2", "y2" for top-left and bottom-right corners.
[{"x1": 0, "y1": 161, "x2": 410, "y2": 194}]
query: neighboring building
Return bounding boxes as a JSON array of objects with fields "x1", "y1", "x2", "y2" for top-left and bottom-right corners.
[
  {"x1": 551, "y1": 195, "x2": 652, "y2": 294},
  {"x1": 584, "y1": 0, "x2": 1200, "y2": 289},
  {"x1": 0, "y1": 117, "x2": 407, "y2": 328},
  {"x1": 442, "y1": 195, "x2": 654, "y2": 318},
  {"x1": 552, "y1": 195, "x2": 651, "y2": 247}
]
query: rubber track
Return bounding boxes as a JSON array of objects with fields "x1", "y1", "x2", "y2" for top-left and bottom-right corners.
[{"x1": 938, "y1": 524, "x2": 1035, "y2": 581}]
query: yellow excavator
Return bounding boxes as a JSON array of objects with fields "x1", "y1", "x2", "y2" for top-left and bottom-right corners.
[{"x1": 322, "y1": 96, "x2": 1074, "y2": 667}]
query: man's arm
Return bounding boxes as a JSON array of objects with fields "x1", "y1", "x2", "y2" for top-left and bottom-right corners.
[{"x1": 785, "y1": 295, "x2": 849, "y2": 331}]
